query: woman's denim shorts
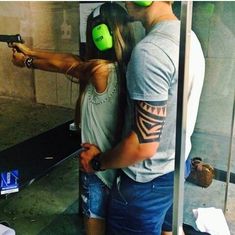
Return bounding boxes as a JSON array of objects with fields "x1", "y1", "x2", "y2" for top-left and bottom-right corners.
[{"x1": 80, "y1": 172, "x2": 110, "y2": 219}]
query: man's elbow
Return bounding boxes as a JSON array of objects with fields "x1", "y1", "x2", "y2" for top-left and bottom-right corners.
[
  {"x1": 124, "y1": 132, "x2": 159, "y2": 162},
  {"x1": 136, "y1": 142, "x2": 159, "y2": 161}
]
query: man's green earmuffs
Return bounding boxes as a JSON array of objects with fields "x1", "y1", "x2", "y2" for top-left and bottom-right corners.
[
  {"x1": 92, "y1": 5, "x2": 113, "y2": 51},
  {"x1": 134, "y1": 1, "x2": 153, "y2": 7}
]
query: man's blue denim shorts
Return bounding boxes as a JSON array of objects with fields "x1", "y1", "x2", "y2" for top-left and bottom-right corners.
[
  {"x1": 80, "y1": 172, "x2": 110, "y2": 219},
  {"x1": 105, "y1": 159, "x2": 192, "y2": 234},
  {"x1": 106, "y1": 170, "x2": 174, "y2": 235}
]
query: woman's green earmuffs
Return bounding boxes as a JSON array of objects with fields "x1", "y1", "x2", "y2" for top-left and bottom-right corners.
[{"x1": 92, "y1": 5, "x2": 113, "y2": 51}]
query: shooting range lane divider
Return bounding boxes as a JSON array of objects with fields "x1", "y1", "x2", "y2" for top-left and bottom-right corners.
[
  {"x1": 213, "y1": 168, "x2": 235, "y2": 184},
  {"x1": 0, "y1": 120, "x2": 81, "y2": 196}
]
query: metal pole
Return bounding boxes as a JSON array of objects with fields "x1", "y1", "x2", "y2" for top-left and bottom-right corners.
[
  {"x1": 224, "y1": 89, "x2": 235, "y2": 213},
  {"x1": 173, "y1": 1, "x2": 193, "y2": 234}
]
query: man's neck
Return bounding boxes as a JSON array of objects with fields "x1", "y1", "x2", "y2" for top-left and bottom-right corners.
[{"x1": 143, "y1": 2, "x2": 177, "y2": 32}]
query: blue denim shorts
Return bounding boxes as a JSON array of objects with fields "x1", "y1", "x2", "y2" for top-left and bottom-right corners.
[
  {"x1": 106, "y1": 170, "x2": 174, "y2": 235},
  {"x1": 80, "y1": 172, "x2": 110, "y2": 219}
]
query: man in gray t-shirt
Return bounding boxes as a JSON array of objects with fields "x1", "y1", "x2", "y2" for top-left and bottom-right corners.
[{"x1": 80, "y1": 1, "x2": 205, "y2": 234}]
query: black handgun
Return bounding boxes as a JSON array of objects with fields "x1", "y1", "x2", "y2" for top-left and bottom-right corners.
[{"x1": 0, "y1": 34, "x2": 23, "y2": 44}]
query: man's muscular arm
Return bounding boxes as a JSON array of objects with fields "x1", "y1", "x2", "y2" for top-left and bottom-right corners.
[
  {"x1": 134, "y1": 100, "x2": 166, "y2": 143},
  {"x1": 80, "y1": 100, "x2": 167, "y2": 172}
]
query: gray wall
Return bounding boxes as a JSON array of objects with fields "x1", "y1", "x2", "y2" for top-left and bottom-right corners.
[
  {"x1": 192, "y1": 2, "x2": 235, "y2": 136},
  {"x1": 0, "y1": 2, "x2": 80, "y2": 108},
  {"x1": 189, "y1": 2, "x2": 235, "y2": 172}
]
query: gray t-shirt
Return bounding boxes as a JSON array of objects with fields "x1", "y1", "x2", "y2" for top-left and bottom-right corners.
[{"x1": 123, "y1": 20, "x2": 205, "y2": 182}]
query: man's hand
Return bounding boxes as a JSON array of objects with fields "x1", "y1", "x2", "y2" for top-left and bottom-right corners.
[{"x1": 79, "y1": 143, "x2": 101, "y2": 173}]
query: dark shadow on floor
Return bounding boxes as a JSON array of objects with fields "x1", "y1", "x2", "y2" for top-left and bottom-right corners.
[{"x1": 38, "y1": 200, "x2": 85, "y2": 235}]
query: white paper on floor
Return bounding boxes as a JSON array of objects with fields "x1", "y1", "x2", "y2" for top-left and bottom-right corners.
[
  {"x1": 193, "y1": 207, "x2": 230, "y2": 235},
  {"x1": 0, "y1": 224, "x2": 15, "y2": 235}
]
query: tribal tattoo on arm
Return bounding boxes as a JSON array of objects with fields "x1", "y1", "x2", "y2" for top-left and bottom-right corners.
[{"x1": 133, "y1": 100, "x2": 167, "y2": 143}]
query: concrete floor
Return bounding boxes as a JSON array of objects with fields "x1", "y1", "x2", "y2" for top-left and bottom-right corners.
[
  {"x1": 0, "y1": 97, "x2": 234, "y2": 234},
  {"x1": 0, "y1": 97, "x2": 82, "y2": 235},
  {"x1": 184, "y1": 180, "x2": 235, "y2": 234},
  {"x1": 184, "y1": 131, "x2": 235, "y2": 234}
]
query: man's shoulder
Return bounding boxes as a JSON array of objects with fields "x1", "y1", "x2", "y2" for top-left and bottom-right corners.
[{"x1": 134, "y1": 21, "x2": 180, "y2": 51}]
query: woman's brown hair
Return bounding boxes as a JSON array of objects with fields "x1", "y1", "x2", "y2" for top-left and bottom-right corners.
[{"x1": 75, "y1": 2, "x2": 135, "y2": 142}]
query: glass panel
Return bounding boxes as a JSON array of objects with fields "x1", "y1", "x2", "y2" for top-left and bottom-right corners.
[
  {"x1": 183, "y1": 1, "x2": 235, "y2": 233},
  {"x1": 172, "y1": 2, "x2": 193, "y2": 233}
]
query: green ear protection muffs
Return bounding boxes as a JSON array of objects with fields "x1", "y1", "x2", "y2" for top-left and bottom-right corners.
[
  {"x1": 92, "y1": 5, "x2": 113, "y2": 51},
  {"x1": 134, "y1": 1, "x2": 153, "y2": 7}
]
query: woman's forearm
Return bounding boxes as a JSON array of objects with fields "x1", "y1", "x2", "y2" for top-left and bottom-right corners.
[
  {"x1": 32, "y1": 57, "x2": 80, "y2": 77},
  {"x1": 29, "y1": 49, "x2": 82, "y2": 76},
  {"x1": 12, "y1": 49, "x2": 81, "y2": 78},
  {"x1": 14, "y1": 43, "x2": 78, "y2": 61},
  {"x1": 30, "y1": 49, "x2": 79, "y2": 62},
  {"x1": 12, "y1": 43, "x2": 82, "y2": 78}
]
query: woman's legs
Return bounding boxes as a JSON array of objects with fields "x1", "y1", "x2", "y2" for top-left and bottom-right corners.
[
  {"x1": 161, "y1": 231, "x2": 185, "y2": 235},
  {"x1": 161, "y1": 232, "x2": 172, "y2": 235},
  {"x1": 84, "y1": 217, "x2": 106, "y2": 235},
  {"x1": 80, "y1": 172, "x2": 110, "y2": 235}
]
